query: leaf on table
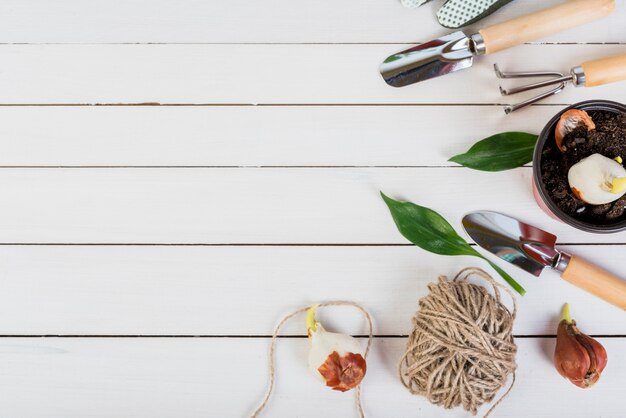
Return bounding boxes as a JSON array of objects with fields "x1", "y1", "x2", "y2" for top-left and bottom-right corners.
[
  {"x1": 485, "y1": 259, "x2": 526, "y2": 296},
  {"x1": 381, "y1": 192, "x2": 526, "y2": 295},
  {"x1": 449, "y1": 132, "x2": 538, "y2": 172},
  {"x1": 381, "y1": 192, "x2": 476, "y2": 257}
]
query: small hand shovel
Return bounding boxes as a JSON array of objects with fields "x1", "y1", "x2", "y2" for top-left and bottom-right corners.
[
  {"x1": 463, "y1": 211, "x2": 626, "y2": 310},
  {"x1": 381, "y1": 0, "x2": 614, "y2": 87}
]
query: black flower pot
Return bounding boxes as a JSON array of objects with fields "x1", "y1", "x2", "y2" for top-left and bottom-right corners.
[{"x1": 532, "y1": 100, "x2": 626, "y2": 233}]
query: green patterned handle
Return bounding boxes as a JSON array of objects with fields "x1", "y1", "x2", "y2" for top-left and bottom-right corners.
[{"x1": 437, "y1": 0, "x2": 514, "y2": 29}]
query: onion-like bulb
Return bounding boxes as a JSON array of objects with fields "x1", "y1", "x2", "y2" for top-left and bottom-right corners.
[
  {"x1": 306, "y1": 305, "x2": 367, "y2": 392},
  {"x1": 554, "y1": 303, "x2": 607, "y2": 388},
  {"x1": 568, "y1": 153, "x2": 626, "y2": 205},
  {"x1": 555, "y1": 109, "x2": 596, "y2": 152}
]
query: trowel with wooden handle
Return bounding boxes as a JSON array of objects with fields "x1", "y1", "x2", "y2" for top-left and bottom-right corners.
[
  {"x1": 462, "y1": 211, "x2": 626, "y2": 310},
  {"x1": 380, "y1": 0, "x2": 615, "y2": 87}
]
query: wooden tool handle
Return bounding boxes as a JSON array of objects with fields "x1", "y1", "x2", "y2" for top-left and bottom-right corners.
[
  {"x1": 581, "y1": 54, "x2": 626, "y2": 87},
  {"x1": 561, "y1": 255, "x2": 626, "y2": 310},
  {"x1": 478, "y1": 0, "x2": 615, "y2": 55}
]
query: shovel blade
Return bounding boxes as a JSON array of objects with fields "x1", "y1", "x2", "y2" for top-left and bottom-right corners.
[
  {"x1": 462, "y1": 211, "x2": 559, "y2": 277},
  {"x1": 380, "y1": 31, "x2": 474, "y2": 87}
]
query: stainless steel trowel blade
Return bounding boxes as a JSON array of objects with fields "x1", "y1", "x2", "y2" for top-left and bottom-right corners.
[
  {"x1": 462, "y1": 211, "x2": 560, "y2": 277},
  {"x1": 379, "y1": 31, "x2": 474, "y2": 87}
]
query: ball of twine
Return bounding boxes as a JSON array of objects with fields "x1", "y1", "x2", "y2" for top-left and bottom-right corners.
[{"x1": 399, "y1": 267, "x2": 517, "y2": 417}]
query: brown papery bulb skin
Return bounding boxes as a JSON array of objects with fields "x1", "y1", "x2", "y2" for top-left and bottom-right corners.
[
  {"x1": 554, "y1": 109, "x2": 595, "y2": 153},
  {"x1": 318, "y1": 351, "x2": 366, "y2": 392},
  {"x1": 554, "y1": 311, "x2": 607, "y2": 388}
]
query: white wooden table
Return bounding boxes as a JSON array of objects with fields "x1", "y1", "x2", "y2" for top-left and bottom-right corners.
[{"x1": 0, "y1": 1, "x2": 624, "y2": 417}]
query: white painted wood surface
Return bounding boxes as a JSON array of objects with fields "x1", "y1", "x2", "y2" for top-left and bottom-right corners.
[
  {"x1": 0, "y1": 245, "x2": 623, "y2": 335},
  {"x1": 0, "y1": 106, "x2": 568, "y2": 167},
  {"x1": 2, "y1": 44, "x2": 626, "y2": 104},
  {"x1": 1, "y1": 337, "x2": 625, "y2": 418},
  {"x1": 0, "y1": 0, "x2": 623, "y2": 43},
  {"x1": 1, "y1": 1, "x2": 625, "y2": 417},
  {"x1": 0, "y1": 167, "x2": 623, "y2": 244}
]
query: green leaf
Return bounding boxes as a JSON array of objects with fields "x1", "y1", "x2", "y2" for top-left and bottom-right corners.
[
  {"x1": 381, "y1": 192, "x2": 477, "y2": 257},
  {"x1": 449, "y1": 132, "x2": 538, "y2": 172},
  {"x1": 483, "y1": 258, "x2": 527, "y2": 296},
  {"x1": 383, "y1": 54, "x2": 402, "y2": 63},
  {"x1": 381, "y1": 192, "x2": 526, "y2": 295}
]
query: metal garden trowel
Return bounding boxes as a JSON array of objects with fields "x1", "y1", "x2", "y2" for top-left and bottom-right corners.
[
  {"x1": 462, "y1": 211, "x2": 626, "y2": 310},
  {"x1": 381, "y1": 0, "x2": 614, "y2": 88}
]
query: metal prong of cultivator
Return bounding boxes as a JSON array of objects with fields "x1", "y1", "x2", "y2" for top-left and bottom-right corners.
[
  {"x1": 493, "y1": 63, "x2": 573, "y2": 114},
  {"x1": 500, "y1": 74, "x2": 573, "y2": 95},
  {"x1": 494, "y1": 63, "x2": 563, "y2": 80},
  {"x1": 504, "y1": 82, "x2": 566, "y2": 114}
]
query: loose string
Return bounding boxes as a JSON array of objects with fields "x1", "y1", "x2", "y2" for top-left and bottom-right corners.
[
  {"x1": 399, "y1": 267, "x2": 517, "y2": 417},
  {"x1": 250, "y1": 301, "x2": 373, "y2": 418}
]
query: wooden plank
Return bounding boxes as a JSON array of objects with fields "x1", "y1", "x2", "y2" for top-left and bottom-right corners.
[
  {"x1": 0, "y1": 167, "x2": 623, "y2": 244},
  {"x1": 0, "y1": 337, "x2": 623, "y2": 417},
  {"x1": 0, "y1": 245, "x2": 624, "y2": 335},
  {"x1": 0, "y1": 0, "x2": 623, "y2": 44},
  {"x1": 1, "y1": 44, "x2": 625, "y2": 104},
  {"x1": 0, "y1": 105, "x2": 558, "y2": 167}
]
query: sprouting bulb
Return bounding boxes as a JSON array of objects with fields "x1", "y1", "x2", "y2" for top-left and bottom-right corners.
[{"x1": 306, "y1": 305, "x2": 367, "y2": 392}]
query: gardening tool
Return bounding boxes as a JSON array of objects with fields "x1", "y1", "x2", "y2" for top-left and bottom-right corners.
[
  {"x1": 495, "y1": 54, "x2": 626, "y2": 113},
  {"x1": 400, "y1": 0, "x2": 431, "y2": 8},
  {"x1": 437, "y1": 0, "x2": 515, "y2": 29},
  {"x1": 462, "y1": 211, "x2": 626, "y2": 310},
  {"x1": 401, "y1": 0, "x2": 515, "y2": 29},
  {"x1": 381, "y1": 0, "x2": 615, "y2": 88}
]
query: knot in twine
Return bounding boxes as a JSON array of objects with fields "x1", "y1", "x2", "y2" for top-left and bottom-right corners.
[{"x1": 399, "y1": 267, "x2": 517, "y2": 417}]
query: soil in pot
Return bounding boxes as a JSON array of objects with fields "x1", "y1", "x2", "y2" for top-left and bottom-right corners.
[{"x1": 540, "y1": 109, "x2": 626, "y2": 224}]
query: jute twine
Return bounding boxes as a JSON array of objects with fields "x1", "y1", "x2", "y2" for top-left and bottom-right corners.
[
  {"x1": 250, "y1": 301, "x2": 373, "y2": 418},
  {"x1": 399, "y1": 267, "x2": 517, "y2": 417}
]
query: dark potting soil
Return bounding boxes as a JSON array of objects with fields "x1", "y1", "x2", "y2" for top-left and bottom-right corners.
[{"x1": 540, "y1": 110, "x2": 626, "y2": 224}]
